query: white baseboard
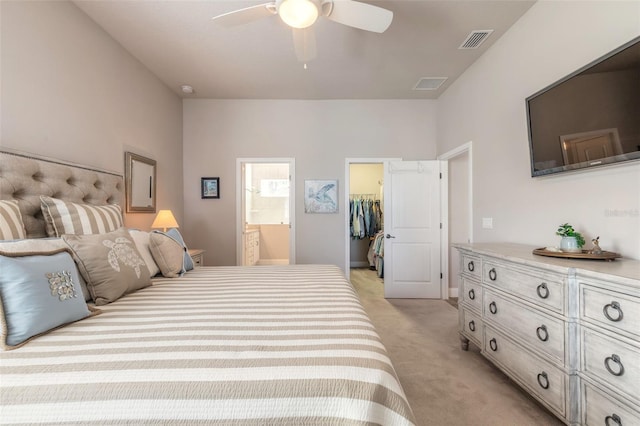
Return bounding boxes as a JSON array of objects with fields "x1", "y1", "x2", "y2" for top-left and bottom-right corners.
[
  {"x1": 350, "y1": 261, "x2": 370, "y2": 268},
  {"x1": 256, "y1": 259, "x2": 289, "y2": 265},
  {"x1": 449, "y1": 287, "x2": 459, "y2": 298}
]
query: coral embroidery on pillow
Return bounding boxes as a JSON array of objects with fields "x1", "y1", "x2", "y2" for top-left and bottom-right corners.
[
  {"x1": 103, "y1": 237, "x2": 146, "y2": 279},
  {"x1": 46, "y1": 270, "x2": 77, "y2": 301}
]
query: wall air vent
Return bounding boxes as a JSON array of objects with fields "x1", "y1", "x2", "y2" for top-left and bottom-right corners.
[
  {"x1": 459, "y1": 30, "x2": 494, "y2": 49},
  {"x1": 413, "y1": 77, "x2": 448, "y2": 91}
]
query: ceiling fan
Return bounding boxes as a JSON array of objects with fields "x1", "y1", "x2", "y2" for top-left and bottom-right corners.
[{"x1": 212, "y1": 0, "x2": 393, "y2": 63}]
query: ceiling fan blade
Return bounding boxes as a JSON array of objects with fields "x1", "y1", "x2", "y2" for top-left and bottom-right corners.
[
  {"x1": 211, "y1": 3, "x2": 276, "y2": 27},
  {"x1": 323, "y1": 0, "x2": 393, "y2": 33},
  {"x1": 292, "y1": 27, "x2": 317, "y2": 63}
]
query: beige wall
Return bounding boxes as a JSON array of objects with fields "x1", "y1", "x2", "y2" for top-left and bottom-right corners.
[
  {"x1": 183, "y1": 99, "x2": 437, "y2": 267},
  {"x1": 0, "y1": 1, "x2": 184, "y2": 230},
  {"x1": 438, "y1": 1, "x2": 640, "y2": 259}
]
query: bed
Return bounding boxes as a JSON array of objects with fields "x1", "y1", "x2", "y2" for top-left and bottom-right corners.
[{"x1": 0, "y1": 149, "x2": 415, "y2": 425}]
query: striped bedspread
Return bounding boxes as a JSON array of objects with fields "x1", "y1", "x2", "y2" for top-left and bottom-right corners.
[{"x1": 1, "y1": 265, "x2": 415, "y2": 425}]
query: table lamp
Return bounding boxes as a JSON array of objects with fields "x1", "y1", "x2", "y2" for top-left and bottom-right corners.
[{"x1": 151, "y1": 210, "x2": 179, "y2": 232}]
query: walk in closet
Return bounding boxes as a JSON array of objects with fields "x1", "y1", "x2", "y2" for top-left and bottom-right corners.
[{"x1": 349, "y1": 163, "x2": 384, "y2": 276}]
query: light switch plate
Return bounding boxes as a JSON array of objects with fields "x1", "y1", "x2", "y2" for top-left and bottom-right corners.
[{"x1": 482, "y1": 217, "x2": 493, "y2": 229}]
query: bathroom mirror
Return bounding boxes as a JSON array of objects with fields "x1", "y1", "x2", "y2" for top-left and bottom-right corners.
[{"x1": 125, "y1": 152, "x2": 156, "y2": 213}]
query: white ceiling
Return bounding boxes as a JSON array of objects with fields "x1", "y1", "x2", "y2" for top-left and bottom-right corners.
[{"x1": 74, "y1": 0, "x2": 535, "y2": 99}]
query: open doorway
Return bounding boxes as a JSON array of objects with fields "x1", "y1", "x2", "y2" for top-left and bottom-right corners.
[
  {"x1": 349, "y1": 163, "x2": 384, "y2": 270},
  {"x1": 236, "y1": 159, "x2": 296, "y2": 266},
  {"x1": 345, "y1": 158, "x2": 398, "y2": 282},
  {"x1": 345, "y1": 158, "x2": 444, "y2": 299},
  {"x1": 438, "y1": 142, "x2": 473, "y2": 299}
]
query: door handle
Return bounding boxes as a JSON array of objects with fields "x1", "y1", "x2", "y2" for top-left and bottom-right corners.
[{"x1": 385, "y1": 234, "x2": 396, "y2": 239}]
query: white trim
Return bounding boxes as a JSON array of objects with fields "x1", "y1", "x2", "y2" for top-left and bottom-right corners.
[
  {"x1": 437, "y1": 141, "x2": 473, "y2": 301},
  {"x1": 344, "y1": 158, "x2": 401, "y2": 280},
  {"x1": 236, "y1": 158, "x2": 296, "y2": 266},
  {"x1": 449, "y1": 287, "x2": 459, "y2": 298},
  {"x1": 439, "y1": 160, "x2": 449, "y2": 300}
]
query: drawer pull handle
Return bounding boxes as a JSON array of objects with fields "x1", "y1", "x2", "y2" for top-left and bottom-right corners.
[
  {"x1": 467, "y1": 261, "x2": 475, "y2": 272},
  {"x1": 605, "y1": 414, "x2": 622, "y2": 426},
  {"x1": 536, "y1": 372, "x2": 550, "y2": 390},
  {"x1": 489, "y1": 338, "x2": 498, "y2": 352},
  {"x1": 536, "y1": 283, "x2": 549, "y2": 299},
  {"x1": 468, "y1": 320, "x2": 476, "y2": 332},
  {"x1": 604, "y1": 354, "x2": 625, "y2": 377},
  {"x1": 603, "y1": 301, "x2": 624, "y2": 322},
  {"x1": 468, "y1": 289, "x2": 475, "y2": 300},
  {"x1": 536, "y1": 325, "x2": 549, "y2": 342},
  {"x1": 488, "y1": 268, "x2": 497, "y2": 281},
  {"x1": 489, "y1": 301, "x2": 498, "y2": 315}
]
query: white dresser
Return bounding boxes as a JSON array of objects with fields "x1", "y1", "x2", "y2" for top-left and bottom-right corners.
[{"x1": 456, "y1": 243, "x2": 640, "y2": 426}]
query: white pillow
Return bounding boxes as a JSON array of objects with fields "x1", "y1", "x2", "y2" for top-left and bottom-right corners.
[{"x1": 128, "y1": 229, "x2": 161, "y2": 278}]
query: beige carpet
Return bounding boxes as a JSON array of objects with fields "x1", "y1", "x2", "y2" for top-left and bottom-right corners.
[{"x1": 350, "y1": 268, "x2": 563, "y2": 426}]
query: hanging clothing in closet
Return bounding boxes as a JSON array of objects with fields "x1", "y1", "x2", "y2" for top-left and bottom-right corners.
[
  {"x1": 367, "y1": 231, "x2": 384, "y2": 278},
  {"x1": 349, "y1": 197, "x2": 382, "y2": 239}
]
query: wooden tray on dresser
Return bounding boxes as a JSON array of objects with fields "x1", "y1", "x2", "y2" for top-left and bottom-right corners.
[{"x1": 533, "y1": 248, "x2": 621, "y2": 261}]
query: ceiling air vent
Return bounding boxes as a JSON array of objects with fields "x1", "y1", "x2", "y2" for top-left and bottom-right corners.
[
  {"x1": 413, "y1": 77, "x2": 448, "y2": 91},
  {"x1": 459, "y1": 30, "x2": 494, "y2": 49}
]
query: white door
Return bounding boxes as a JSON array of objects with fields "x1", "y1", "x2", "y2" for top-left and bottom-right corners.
[{"x1": 384, "y1": 160, "x2": 441, "y2": 298}]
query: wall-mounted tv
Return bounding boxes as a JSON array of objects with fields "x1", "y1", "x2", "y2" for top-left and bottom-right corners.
[{"x1": 526, "y1": 36, "x2": 640, "y2": 177}]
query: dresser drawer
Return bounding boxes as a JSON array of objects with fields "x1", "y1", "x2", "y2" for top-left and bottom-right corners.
[
  {"x1": 460, "y1": 277, "x2": 482, "y2": 313},
  {"x1": 483, "y1": 261, "x2": 565, "y2": 314},
  {"x1": 581, "y1": 284, "x2": 640, "y2": 340},
  {"x1": 483, "y1": 326, "x2": 567, "y2": 417},
  {"x1": 582, "y1": 380, "x2": 640, "y2": 426},
  {"x1": 461, "y1": 253, "x2": 482, "y2": 280},
  {"x1": 484, "y1": 289, "x2": 566, "y2": 365},
  {"x1": 461, "y1": 309, "x2": 482, "y2": 347},
  {"x1": 582, "y1": 328, "x2": 640, "y2": 405}
]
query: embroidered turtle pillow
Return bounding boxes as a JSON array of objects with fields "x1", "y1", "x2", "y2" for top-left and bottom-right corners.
[{"x1": 63, "y1": 227, "x2": 151, "y2": 305}]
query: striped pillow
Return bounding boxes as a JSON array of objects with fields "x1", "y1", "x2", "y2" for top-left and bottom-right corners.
[
  {"x1": 0, "y1": 200, "x2": 26, "y2": 240},
  {"x1": 40, "y1": 196, "x2": 123, "y2": 237}
]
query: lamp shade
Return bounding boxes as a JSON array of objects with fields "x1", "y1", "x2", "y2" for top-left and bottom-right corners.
[
  {"x1": 151, "y1": 210, "x2": 179, "y2": 232},
  {"x1": 278, "y1": 0, "x2": 318, "y2": 29}
]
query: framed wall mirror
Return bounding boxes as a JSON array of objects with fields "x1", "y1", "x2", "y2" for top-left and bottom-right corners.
[{"x1": 125, "y1": 152, "x2": 156, "y2": 213}]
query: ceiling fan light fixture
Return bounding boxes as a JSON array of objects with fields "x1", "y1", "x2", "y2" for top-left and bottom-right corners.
[{"x1": 278, "y1": 0, "x2": 318, "y2": 29}]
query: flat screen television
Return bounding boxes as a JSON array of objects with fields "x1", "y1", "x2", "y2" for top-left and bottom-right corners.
[{"x1": 526, "y1": 36, "x2": 640, "y2": 177}]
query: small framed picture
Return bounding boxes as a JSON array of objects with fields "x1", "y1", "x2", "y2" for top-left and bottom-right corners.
[
  {"x1": 304, "y1": 179, "x2": 338, "y2": 213},
  {"x1": 201, "y1": 177, "x2": 220, "y2": 199}
]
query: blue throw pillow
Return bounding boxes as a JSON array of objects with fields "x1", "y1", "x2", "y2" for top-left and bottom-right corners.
[
  {"x1": 0, "y1": 249, "x2": 94, "y2": 349},
  {"x1": 166, "y1": 228, "x2": 194, "y2": 271}
]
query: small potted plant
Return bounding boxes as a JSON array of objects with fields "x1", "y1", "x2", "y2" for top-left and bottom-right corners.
[{"x1": 556, "y1": 223, "x2": 585, "y2": 253}]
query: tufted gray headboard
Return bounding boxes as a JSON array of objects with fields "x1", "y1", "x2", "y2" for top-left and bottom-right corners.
[{"x1": 0, "y1": 149, "x2": 124, "y2": 238}]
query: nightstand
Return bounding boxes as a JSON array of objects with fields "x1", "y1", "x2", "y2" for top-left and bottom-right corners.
[{"x1": 188, "y1": 249, "x2": 205, "y2": 267}]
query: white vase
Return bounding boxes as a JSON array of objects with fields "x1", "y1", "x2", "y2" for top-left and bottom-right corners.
[{"x1": 560, "y1": 236, "x2": 581, "y2": 253}]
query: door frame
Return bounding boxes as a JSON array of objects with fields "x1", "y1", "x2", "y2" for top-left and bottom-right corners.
[
  {"x1": 236, "y1": 158, "x2": 296, "y2": 266},
  {"x1": 344, "y1": 158, "x2": 400, "y2": 280},
  {"x1": 437, "y1": 141, "x2": 474, "y2": 299}
]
